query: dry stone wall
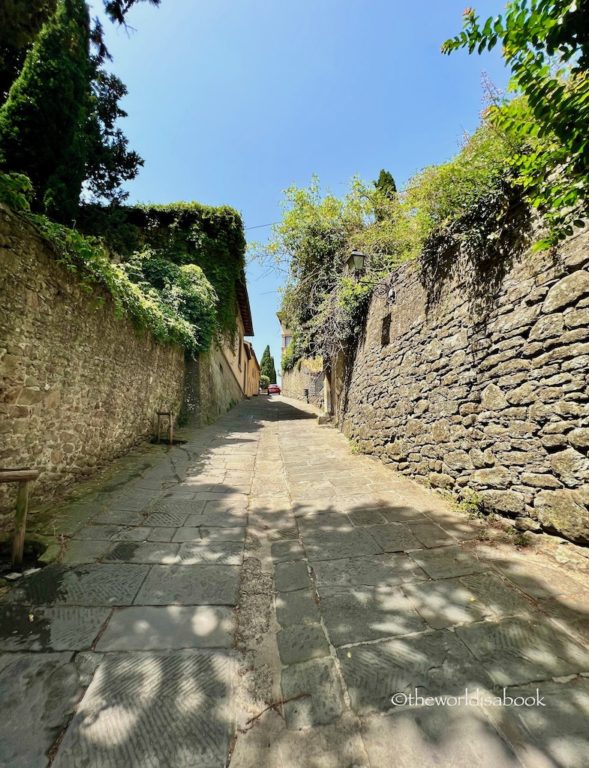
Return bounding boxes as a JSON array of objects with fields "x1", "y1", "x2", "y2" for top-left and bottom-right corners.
[
  {"x1": 340, "y1": 232, "x2": 589, "y2": 544},
  {"x1": 0, "y1": 206, "x2": 185, "y2": 528}
]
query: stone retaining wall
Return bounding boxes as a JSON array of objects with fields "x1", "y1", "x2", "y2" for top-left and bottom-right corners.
[
  {"x1": 0, "y1": 206, "x2": 185, "y2": 528},
  {"x1": 282, "y1": 359, "x2": 324, "y2": 409},
  {"x1": 340, "y1": 232, "x2": 589, "y2": 543}
]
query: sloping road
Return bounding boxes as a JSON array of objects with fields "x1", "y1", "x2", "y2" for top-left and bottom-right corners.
[{"x1": 1, "y1": 396, "x2": 588, "y2": 767}]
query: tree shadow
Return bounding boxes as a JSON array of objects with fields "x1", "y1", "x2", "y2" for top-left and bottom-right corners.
[{"x1": 0, "y1": 396, "x2": 588, "y2": 767}]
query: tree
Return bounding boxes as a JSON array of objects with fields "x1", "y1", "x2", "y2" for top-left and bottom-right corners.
[
  {"x1": 103, "y1": 0, "x2": 161, "y2": 25},
  {"x1": 443, "y1": 1, "x2": 589, "y2": 244},
  {"x1": 374, "y1": 169, "x2": 397, "y2": 199},
  {"x1": 0, "y1": 1, "x2": 158, "y2": 104},
  {"x1": 0, "y1": 0, "x2": 91, "y2": 221},
  {"x1": 0, "y1": 0, "x2": 57, "y2": 103},
  {"x1": 0, "y1": 0, "x2": 145, "y2": 218},
  {"x1": 84, "y1": 67, "x2": 143, "y2": 203},
  {"x1": 260, "y1": 345, "x2": 277, "y2": 384},
  {"x1": 373, "y1": 169, "x2": 397, "y2": 222}
]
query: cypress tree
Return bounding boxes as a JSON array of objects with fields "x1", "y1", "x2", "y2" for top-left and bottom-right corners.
[
  {"x1": 0, "y1": 0, "x2": 91, "y2": 221},
  {"x1": 374, "y1": 169, "x2": 397, "y2": 199},
  {"x1": 260, "y1": 345, "x2": 277, "y2": 384}
]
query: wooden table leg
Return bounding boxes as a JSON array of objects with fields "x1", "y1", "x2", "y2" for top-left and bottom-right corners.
[{"x1": 11, "y1": 480, "x2": 30, "y2": 567}]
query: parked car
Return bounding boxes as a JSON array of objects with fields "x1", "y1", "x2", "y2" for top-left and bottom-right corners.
[{"x1": 267, "y1": 384, "x2": 281, "y2": 394}]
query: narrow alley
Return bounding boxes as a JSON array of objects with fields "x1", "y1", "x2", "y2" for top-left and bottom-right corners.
[{"x1": 1, "y1": 396, "x2": 588, "y2": 768}]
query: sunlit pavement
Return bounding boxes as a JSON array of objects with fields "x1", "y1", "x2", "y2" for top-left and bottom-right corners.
[{"x1": 1, "y1": 395, "x2": 588, "y2": 767}]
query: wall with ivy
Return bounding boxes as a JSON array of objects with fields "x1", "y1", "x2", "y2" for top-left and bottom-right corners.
[
  {"x1": 0, "y1": 205, "x2": 185, "y2": 526},
  {"x1": 77, "y1": 202, "x2": 246, "y2": 340}
]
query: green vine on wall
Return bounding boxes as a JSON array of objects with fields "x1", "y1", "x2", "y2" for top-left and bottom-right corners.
[
  {"x1": 0, "y1": 172, "x2": 245, "y2": 356},
  {"x1": 77, "y1": 201, "x2": 246, "y2": 339}
]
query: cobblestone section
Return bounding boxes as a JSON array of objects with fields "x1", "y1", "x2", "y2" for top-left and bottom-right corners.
[
  {"x1": 0, "y1": 206, "x2": 185, "y2": 525},
  {"x1": 340, "y1": 232, "x2": 589, "y2": 544},
  {"x1": 1, "y1": 397, "x2": 588, "y2": 767}
]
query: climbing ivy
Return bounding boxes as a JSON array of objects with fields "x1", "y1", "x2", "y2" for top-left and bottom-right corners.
[
  {"x1": 29, "y1": 213, "x2": 200, "y2": 351},
  {"x1": 0, "y1": 172, "x2": 236, "y2": 355},
  {"x1": 78, "y1": 201, "x2": 246, "y2": 338}
]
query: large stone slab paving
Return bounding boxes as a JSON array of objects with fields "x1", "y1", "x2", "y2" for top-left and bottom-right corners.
[
  {"x1": 488, "y1": 678, "x2": 589, "y2": 768},
  {"x1": 73, "y1": 524, "x2": 124, "y2": 540},
  {"x1": 347, "y1": 508, "x2": 390, "y2": 526},
  {"x1": 337, "y1": 629, "x2": 493, "y2": 715},
  {"x1": 277, "y1": 623, "x2": 330, "y2": 665},
  {"x1": 312, "y1": 553, "x2": 428, "y2": 589},
  {"x1": 459, "y1": 572, "x2": 535, "y2": 618},
  {"x1": 7, "y1": 564, "x2": 150, "y2": 606},
  {"x1": 281, "y1": 658, "x2": 345, "y2": 729},
  {"x1": 60, "y1": 539, "x2": 112, "y2": 564},
  {"x1": 96, "y1": 606, "x2": 234, "y2": 651},
  {"x1": 539, "y1": 597, "x2": 589, "y2": 642},
  {"x1": 0, "y1": 652, "x2": 82, "y2": 768},
  {"x1": 408, "y1": 521, "x2": 457, "y2": 548},
  {"x1": 401, "y1": 572, "x2": 533, "y2": 630},
  {"x1": 364, "y1": 523, "x2": 422, "y2": 553},
  {"x1": 274, "y1": 560, "x2": 310, "y2": 592},
  {"x1": 134, "y1": 564, "x2": 240, "y2": 605},
  {"x1": 378, "y1": 505, "x2": 429, "y2": 523},
  {"x1": 296, "y1": 511, "x2": 352, "y2": 532},
  {"x1": 189, "y1": 509, "x2": 249, "y2": 528},
  {"x1": 319, "y1": 586, "x2": 427, "y2": 646},
  {"x1": 91, "y1": 509, "x2": 148, "y2": 526},
  {"x1": 270, "y1": 539, "x2": 305, "y2": 562},
  {"x1": 172, "y1": 525, "x2": 246, "y2": 543},
  {"x1": 111, "y1": 526, "x2": 153, "y2": 542},
  {"x1": 104, "y1": 541, "x2": 181, "y2": 564},
  {"x1": 455, "y1": 617, "x2": 589, "y2": 686},
  {"x1": 176, "y1": 541, "x2": 244, "y2": 565},
  {"x1": 273, "y1": 714, "x2": 369, "y2": 768},
  {"x1": 409, "y1": 546, "x2": 487, "y2": 579},
  {"x1": 480, "y1": 551, "x2": 588, "y2": 602},
  {"x1": 0, "y1": 605, "x2": 110, "y2": 651},
  {"x1": 302, "y1": 528, "x2": 384, "y2": 561},
  {"x1": 51, "y1": 650, "x2": 237, "y2": 768},
  {"x1": 361, "y1": 705, "x2": 521, "y2": 768},
  {"x1": 143, "y1": 508, "x2": 192, "y2": 527},
  {"x1": 275, "y1": 588, "x2": 321, "y2": 627},
  {"x1": 146, "y1": 526, "x2": 177, "y2": 542}
]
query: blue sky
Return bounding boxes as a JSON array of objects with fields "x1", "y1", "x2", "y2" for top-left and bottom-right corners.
[{"x1": 95, "y1": 0, "x2": 509, "y2": 374}]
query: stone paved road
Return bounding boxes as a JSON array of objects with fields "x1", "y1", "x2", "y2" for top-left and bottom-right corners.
[{"x1": 1, "y1": 396, "x2": 588, "y2": 767}]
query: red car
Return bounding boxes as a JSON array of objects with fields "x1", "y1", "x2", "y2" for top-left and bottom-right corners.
[{"x1": 267, "y1": 384, "x2": 281, "y2": 394}]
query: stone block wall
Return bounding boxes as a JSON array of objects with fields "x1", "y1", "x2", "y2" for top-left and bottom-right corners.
[
  {"x1": 282, "y1": 359, "x2": 325, "y2": 409},
  {"x1": 194, "y1": 343, "x2": 244, "y2": 425},
  {"x1": 0, "y1": 207, "x2": 185, "y2": 528},
  {"x1": 340, "y1": 232, "x2": 589, "y2": 544}
]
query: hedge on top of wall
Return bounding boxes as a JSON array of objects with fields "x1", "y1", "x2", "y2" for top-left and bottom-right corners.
[{"x1": 78, "y1": 201, "x2": 246, "y2": 339}]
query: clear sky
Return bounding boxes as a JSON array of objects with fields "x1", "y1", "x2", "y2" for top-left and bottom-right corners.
[{"x1": 94, "y1": 0, "x2": 509, "y2": 376}]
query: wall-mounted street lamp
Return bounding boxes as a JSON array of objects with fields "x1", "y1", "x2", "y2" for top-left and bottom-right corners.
[
  {"x1": 346, "y1": 250, "x2": 396, "y2": 305},
  {"x1": 346, "y1": 250, "x2": 367, "y2": 273}
]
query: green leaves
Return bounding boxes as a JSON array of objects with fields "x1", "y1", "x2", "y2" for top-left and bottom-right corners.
[
  {"x1": 0, "y1": 0, "x2": 91, "y2": 222},
  {"x1": 260, "y1": 345, "x2": 277, "y2": 383},
  {"x1": 0, "y1": 171, "x2": 33, "y2": 211},
  {"x1": 443, "y1": 0, "x2": 589, "y2": 245}
]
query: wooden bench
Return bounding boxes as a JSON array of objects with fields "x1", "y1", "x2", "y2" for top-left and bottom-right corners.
[
  {"x1": 156, "y1": 411, "x2": 174, "y2": 445},
  {"x1": 0, "y1": 468, "x2": 39, "y2": 567}
]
